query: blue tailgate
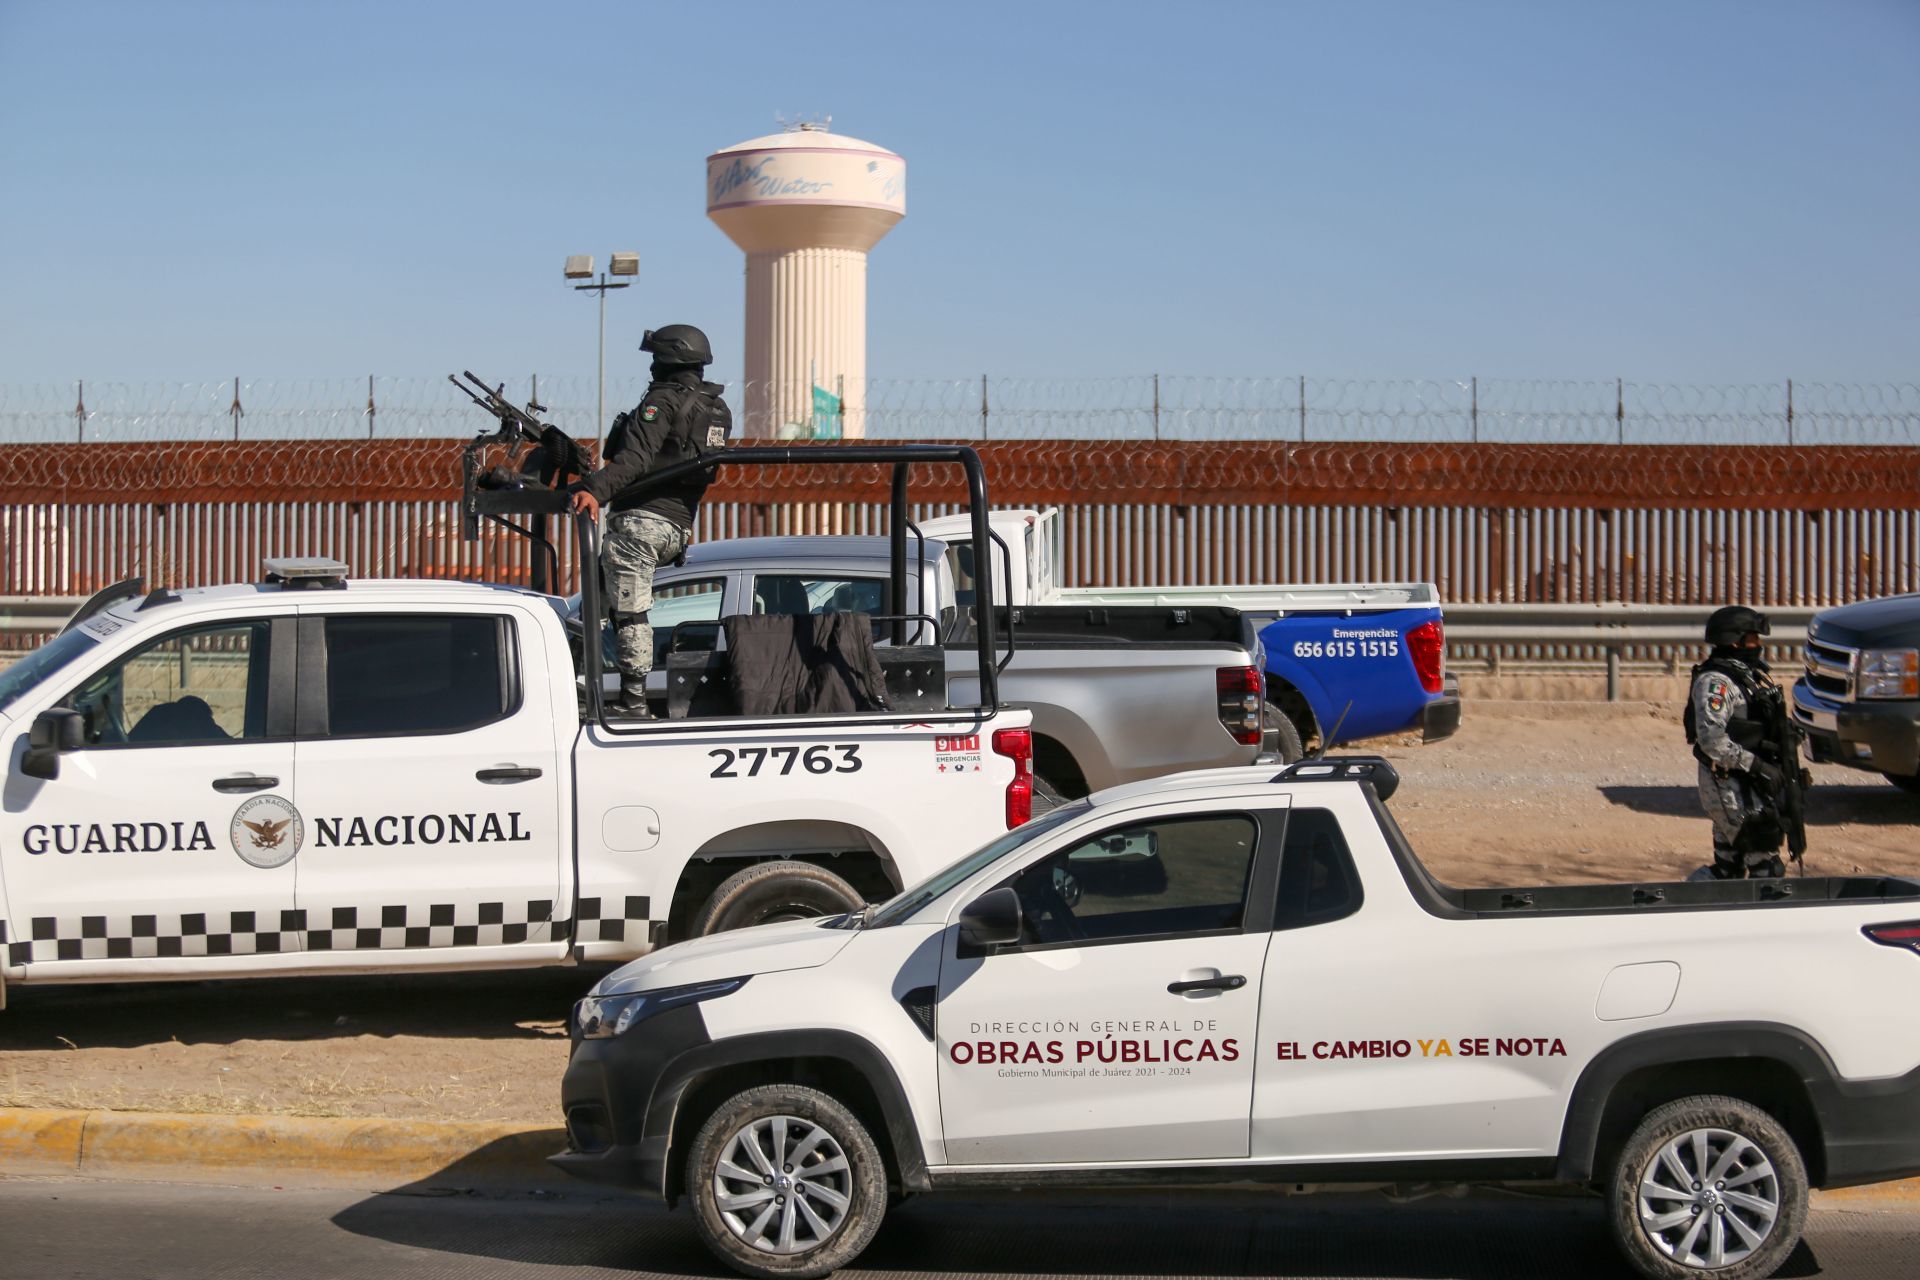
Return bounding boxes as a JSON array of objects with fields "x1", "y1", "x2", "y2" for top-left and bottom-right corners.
[{"x1": 1258, "y1": 607, "x2": 1446, "y2": 743}]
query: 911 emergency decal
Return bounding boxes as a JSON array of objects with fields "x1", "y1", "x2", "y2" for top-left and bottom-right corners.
[
  {"x1": 934, "y1": 733, "x2": 982, "y2": 773},
  {"x1": 231, "y1": 795, "x2": 303, "y2": 869}
]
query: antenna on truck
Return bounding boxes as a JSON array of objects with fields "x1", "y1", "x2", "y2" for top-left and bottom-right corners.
[{"x1": 1310, "y1": 700, "x2": 1355, "y2": 761}]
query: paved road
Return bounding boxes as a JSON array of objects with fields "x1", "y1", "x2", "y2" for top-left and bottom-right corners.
[{"x1": 2, "y1": 1176, "x2": 1915, "y2": 1279}]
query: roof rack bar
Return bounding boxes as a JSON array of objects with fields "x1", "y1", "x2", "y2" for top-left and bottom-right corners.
[{"x1": 1273, "y1": 755, "x2": 1401, "y2": 801}]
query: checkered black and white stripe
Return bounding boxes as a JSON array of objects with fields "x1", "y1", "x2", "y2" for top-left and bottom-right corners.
[{"x1": 1, "y1": 895, "x2": 654, "y2": 968}]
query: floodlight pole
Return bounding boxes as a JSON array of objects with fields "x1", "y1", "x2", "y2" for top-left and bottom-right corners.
[{"x1": 574, "y1": 272, "x2": 631, "y2": 438}]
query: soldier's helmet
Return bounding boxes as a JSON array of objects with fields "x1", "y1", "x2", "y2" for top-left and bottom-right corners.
[
  {"x1": 1705, "y1": 605, "x2": 1771, "y2": 647},
  {"x1": 641, "y1": 325, "x2": 713, "y2": 367}
]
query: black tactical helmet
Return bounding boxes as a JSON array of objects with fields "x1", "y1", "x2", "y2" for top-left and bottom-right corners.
[
  {"x1": 640, "y1": 324, "x2": 712, "y2": 366},
  {"x1": 1705, "y1": 605, "x2": 1771, "y2": 647}
]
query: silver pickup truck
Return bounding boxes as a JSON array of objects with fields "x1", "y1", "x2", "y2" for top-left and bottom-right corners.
[{"x1": 584, "y1": 533, "x2": 1269, "y2": 802}]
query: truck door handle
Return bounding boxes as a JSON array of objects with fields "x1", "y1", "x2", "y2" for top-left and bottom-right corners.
[
  {"x1": 476, "y1": 766, "x2": 543, "y2": 783},
  {"x1": 211, "y1": 775, "x2": 279, "y2": 793},
  {"x1": 1168, "y1": 974, "x2": 1246, "y2": 995}
]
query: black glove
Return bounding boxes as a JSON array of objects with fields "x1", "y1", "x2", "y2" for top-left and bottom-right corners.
[{"x1": 1749, "y1": 759, "x2": 1785, "y2": 790}]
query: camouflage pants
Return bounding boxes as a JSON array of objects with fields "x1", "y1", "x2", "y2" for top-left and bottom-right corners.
[
  {"x1": 601, "y1": 510, "x2": 688, "y2": 698},
  {"x1": 1697, "y1": 763, "x2": 1784, "y2": 878}
]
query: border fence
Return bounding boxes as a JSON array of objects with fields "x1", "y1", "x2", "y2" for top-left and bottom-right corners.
[
  {"x1": 2, "y1": 438, "x2": 1915, "y2": 619},
  {"x1": 3, "y1": 375, "x2": 1919, "y2": 446},
  {"x1": 2, "y1": 375, "x2": 1915, "y2": 657}
]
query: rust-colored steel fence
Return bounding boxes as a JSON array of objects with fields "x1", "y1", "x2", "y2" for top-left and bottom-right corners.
[{"x1": 3, "y1": 441, "x2": 1916, "y2": 644}]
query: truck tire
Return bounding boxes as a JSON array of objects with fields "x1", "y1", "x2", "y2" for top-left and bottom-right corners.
[
  {"x1": 692, "y1": 861, "x2": 864, "y2": 936},
  {"x1": 1882, "y1": 771, "x2": 1920, "y2": 794},
  {"x1": 1264, "y1": 700, "x2": 1306, "y2": 763},
  {"x1": 1606, "y1": 1094, "x2": 1807, "y2": 1280},
  {"x1": 686, "y1": 1082, "x2": 888, "y2": 1280}
]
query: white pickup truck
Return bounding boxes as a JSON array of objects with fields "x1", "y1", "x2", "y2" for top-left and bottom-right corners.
[
  {"x1": 0, "y1": 443, "x2": 1037, "y2": 998},
  {"x1": 554, "y1": 757, "x2": 1920, "y2": 1280}
]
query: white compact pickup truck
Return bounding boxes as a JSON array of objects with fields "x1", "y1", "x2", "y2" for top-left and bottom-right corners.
[
  {"x1": 555, "y1": 757, "x2": 1920, "y2": 1280},
  {"x1": 0, "y1": 442, "x2": 1037, "y2": 999}
]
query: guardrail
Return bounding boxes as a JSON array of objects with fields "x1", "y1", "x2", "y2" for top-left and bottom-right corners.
[
  {"x1": 0, "y1": 596, "x2": 81, "y2": 634},
  {"x1": 1446, "y1": 603, "x2": 1816, "y2": 699},
  {"x1": 0, "y1": 596, "x2": 1819, "y2": 702}
]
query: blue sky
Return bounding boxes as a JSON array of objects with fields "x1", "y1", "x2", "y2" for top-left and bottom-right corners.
[{"x1": 2, "y1": 0, "x2": 1915, "y2": 386}]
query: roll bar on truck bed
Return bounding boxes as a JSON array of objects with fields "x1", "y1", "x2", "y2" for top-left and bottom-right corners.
[{"x1": 451, "y1": 374, "x2": 1004, "y2": 735}]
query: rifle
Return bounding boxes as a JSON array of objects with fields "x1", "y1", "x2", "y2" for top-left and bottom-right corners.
[
  {"x1": 1729, "y1": 686, "x2": 1809, "y2": 872},
  {"x1": 448, "y1": 372, "x2": 592, "y2": 593},
  {"x1": 448, "y1": 372, "x2": 591, "y2": 487}
]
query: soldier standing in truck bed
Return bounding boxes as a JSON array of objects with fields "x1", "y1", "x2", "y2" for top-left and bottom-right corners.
[{"x1": 568, "y1": 325, "x2": 732, "y2": 717}]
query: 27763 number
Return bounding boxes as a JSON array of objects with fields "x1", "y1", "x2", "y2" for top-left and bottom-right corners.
[{"x1": 709, "y1": 744, "x2": 863, "y2": 778}]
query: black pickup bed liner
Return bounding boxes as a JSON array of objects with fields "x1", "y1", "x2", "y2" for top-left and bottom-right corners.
[{"x1": 943, "y1": 604, "x2": 1249, "y2": 649}]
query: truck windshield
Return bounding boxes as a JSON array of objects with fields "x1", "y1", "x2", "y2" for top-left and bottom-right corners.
[
  {"x1": 865, "y1": 799, "x2": 1092, "y2": 928},
  {"x1": 0, "y1": 630, "x2": 101, "y2": 718}
]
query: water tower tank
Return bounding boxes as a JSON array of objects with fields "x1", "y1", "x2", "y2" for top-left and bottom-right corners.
[{"x1": 706, "y1": 126, "x2": 905, "y2": 438}]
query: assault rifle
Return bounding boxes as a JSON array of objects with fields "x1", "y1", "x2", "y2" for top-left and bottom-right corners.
[
  {"x1": 449, "y1": 371, "x2": 592, "y2": 593},
  {"x1": 1730, "y1": 685, "x2": 1809, "y2": 872}
]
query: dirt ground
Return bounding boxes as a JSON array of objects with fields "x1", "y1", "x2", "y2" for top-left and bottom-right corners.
[{"x1": 3, "y1": 699, "x2": 1916, "y2": 1124}]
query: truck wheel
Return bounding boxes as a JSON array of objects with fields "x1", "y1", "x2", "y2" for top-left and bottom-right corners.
[
  {"x1": 692, "y1": 861, "x2": 864, "y2": 936},
  {"x1": 1607, "y1": 1094, "x2": 1807, "y2": 1280},
  {"x1": 686, "y1": 1083, "x2": 888, "y2": 1280},
  {"x1": 1881, "y1": 771, "x2": 1920, "y2": 794},
  {"x1": 1264, "y1": 700, "x2": 1305, "y2": 763}
]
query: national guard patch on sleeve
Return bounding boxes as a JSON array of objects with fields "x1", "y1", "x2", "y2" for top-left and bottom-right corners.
[
  {"x1": 1707, "y1": 679, "x2": 1727, "y2": 713},
  {"x1": 641, "y1": 405, "x2": 660, "y2": 422}
]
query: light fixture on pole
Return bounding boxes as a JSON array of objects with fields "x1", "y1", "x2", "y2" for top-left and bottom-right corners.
[{"x1": 566, "y1": 252, "x2": 639, "y2": 438}]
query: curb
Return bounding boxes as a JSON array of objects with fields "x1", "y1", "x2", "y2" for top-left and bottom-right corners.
[
  {"x1": 0, "y1": 1107, "x2": 566, "y2": 1190},
  {"x1": 1, "y1": 1107, "x2": 1917, "y2": 1204}
]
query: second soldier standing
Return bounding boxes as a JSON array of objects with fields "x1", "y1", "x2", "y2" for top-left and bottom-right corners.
[
  {"x1": 568, "y1": 325, "x2": 733, "y2": 717},
  {"x1": 1685, "y1": 605, "x2": 1806, "y2": 879}
]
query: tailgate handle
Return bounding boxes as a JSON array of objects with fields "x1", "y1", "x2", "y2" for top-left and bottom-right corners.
[
  {"x1": 1168, "y1": 974, "x2": 1246, "y2": 994},
  {"x1": 477, "y1": 766, "x2": 543, "y2": 783},
  {"x1": 211, "y1": 774, "x2": 278, "y2": 793}
]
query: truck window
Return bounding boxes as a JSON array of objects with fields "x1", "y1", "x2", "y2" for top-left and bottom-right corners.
[
  {"x1": 1004, "y1": 814, "x2": 1259, "y2": 948},
  {"x1": 944, "y1": 545, "x2": 977, "y2": 609},
  {"x1": 0, "y1": 629, "x2": 99, "y2": 718},
  {"x1": 750, "y1": 574, "x2": 888, "y2": 618},
  {"x1": 65, "y1": 620, "x2": 272, "y2": 747},
  {"x1": 1274, "y1": 807, "x2": 1363, "y2": 930},
  {"x1": 651, "y1": 577, "x2": 727, "y2": 665},
  {"x1": 322, "y1": 615, "x2": 514, "y2": 737}
]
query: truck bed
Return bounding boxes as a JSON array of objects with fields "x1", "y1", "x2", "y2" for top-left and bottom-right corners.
[
  {"x1": 1053, "y1": 581, "x2": 1438, "y2": 614},
  {"x1": 1370, "y1": 790, "x2": 1920, "y2": 918},
  {"x1": 942, "y1": 604, "x2": 1251, "y2": 648}
]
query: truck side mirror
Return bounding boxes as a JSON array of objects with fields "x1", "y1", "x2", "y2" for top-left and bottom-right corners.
[
  {"x1": 22, "y1": 707, "x2": 84, "y2": 781},
  {"x1": 958, "y1": 886, "x2": 1022, "y2": 952}
]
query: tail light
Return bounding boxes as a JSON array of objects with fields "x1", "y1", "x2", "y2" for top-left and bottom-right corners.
[
  {"x1": 1865, "y1": 922, "x2": 1920, "y2": 955},
  {"x1": 1216, "y1": 666, "x2": 1263, "y2": 746},
  {"x1": 1407, "y1": 619, "x2": 1445, "y2": 694},
  {"x1": 992, "y1": 728, "x2": 1032, "y2": 828}
]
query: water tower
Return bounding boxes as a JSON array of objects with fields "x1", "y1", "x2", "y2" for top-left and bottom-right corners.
[{"x1": 706, "y1": 124, "x2": 905, "y2": 438}]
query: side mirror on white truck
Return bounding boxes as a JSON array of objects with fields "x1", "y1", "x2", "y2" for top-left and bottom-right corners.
[
  {"x1": 22, "y1": 707, "x2": 83, "y2": 780},
  {"x1": 956, "y1": 885, "x2": 1022, "y2": 951}
]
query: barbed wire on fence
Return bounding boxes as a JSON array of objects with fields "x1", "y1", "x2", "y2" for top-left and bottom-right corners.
[{"x1": 1, "y1": 375, "x2": 1916, "y2": 445}]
